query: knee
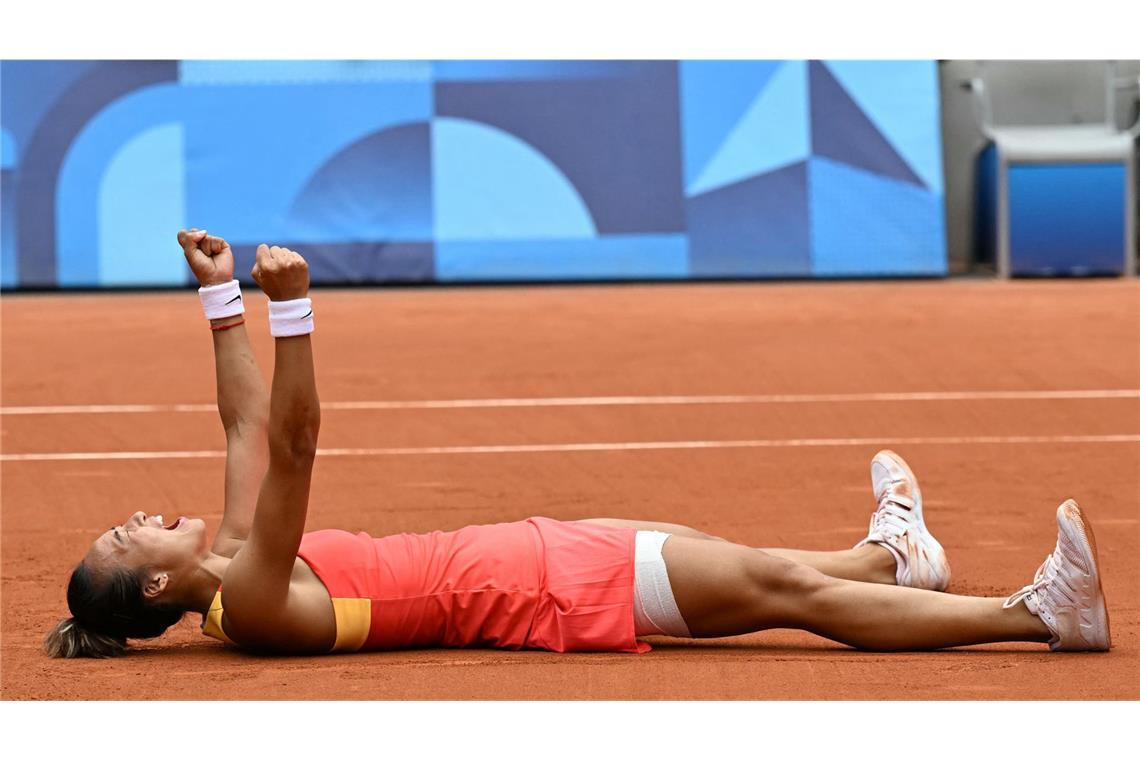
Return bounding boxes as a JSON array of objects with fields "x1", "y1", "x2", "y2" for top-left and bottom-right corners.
[
  {"x1": 750, "y1": 554, "x2": 830, "y2": 593},
  {"x1": 742, "y1": 553, "x2": 833, "y2": 617}
]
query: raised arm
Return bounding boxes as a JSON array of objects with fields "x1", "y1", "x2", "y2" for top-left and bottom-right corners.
[
  {"x1": 221, "y1": 245, "x2": 321, "y2": 645},
  {"x1": 178, "y1": 229, "x2": 270, "y2": 557}
]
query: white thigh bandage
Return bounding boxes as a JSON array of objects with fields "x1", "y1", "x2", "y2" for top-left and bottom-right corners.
[{"x1": 632, "y1": 530, "x2": 692, "y2": 638}]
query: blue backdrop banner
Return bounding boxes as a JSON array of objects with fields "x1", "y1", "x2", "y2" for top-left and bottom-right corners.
[{"x1": 0, "y1": 60, "x2": 947, "y2": 288}]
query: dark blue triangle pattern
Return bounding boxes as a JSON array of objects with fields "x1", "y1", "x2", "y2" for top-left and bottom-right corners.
[
  {"x1": 809, "y1": 61, "x2": 925, "y2": 189},
  {"x1": 687, "y1": 161, "x2": 812, "y2": 277}
]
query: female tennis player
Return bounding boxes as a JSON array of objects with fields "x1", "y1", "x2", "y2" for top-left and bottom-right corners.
[{"x1": 44, "y1": 230, "x2": 1111, "y2": 658}]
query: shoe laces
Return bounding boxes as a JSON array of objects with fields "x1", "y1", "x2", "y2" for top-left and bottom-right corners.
[
  {"x1": 1002, "y1": 545, "x2": 1080, "y2": 617},
  {"x1": 868, "y1": 480, "x2": 914, "y2": 539}
]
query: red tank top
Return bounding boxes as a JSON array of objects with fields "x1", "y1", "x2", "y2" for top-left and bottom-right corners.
[{"x1": 202, "y1": 518, "x2": 647, "y2": 654}]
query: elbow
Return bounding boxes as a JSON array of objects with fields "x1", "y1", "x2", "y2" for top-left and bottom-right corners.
[
  {"x1": 227, "y1": 407, "x2": 270, "y2": 440},
  {"x1": 270, "y1": 434, "x2": 319, "y2": 466},
  {"x1": 243, "y1": 399, "x2": 272, "y2": 430},
  {"x1": 269, "y1": 414, "x2": 320, "y2": 463}
]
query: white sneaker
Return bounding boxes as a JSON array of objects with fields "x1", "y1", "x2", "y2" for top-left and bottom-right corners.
[
  {"x1": 1003, "y1": 500, "x2": 1111, "y2": 652},
  {"x1": 854, "y1": 449, "x2": 951, "y2": 591}
]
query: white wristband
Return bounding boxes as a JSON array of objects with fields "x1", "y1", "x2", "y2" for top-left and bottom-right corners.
[
  {"x1": 268, "y1": 298, "x2": 314, "y2": 337},
  {"x1": 198, "y1": 280, "x2": 245, "y2": 320}
]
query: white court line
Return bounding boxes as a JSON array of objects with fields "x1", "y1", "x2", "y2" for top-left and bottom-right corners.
[
  {"x1": 2, "y1": 434, "x2": 1137, "y2": 462},
  {"x1": 2, "y1": 389, "x2": 1138, "y2": 416}
]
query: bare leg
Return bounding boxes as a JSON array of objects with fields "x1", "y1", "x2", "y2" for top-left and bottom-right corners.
[
  {"x1": 758, "y1": 545, "x2": 896, "y2": 585},
  {"x1": 578, "y1": 518, "x2": 896, "y2": 585},
  {"x1": 662, "y1": 535, "x2": 1050, "y2": 650}
]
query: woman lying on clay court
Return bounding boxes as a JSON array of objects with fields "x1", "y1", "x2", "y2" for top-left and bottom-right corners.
[{"x1": 44, "y1": 230, "x2": 1111, "y2": 658}]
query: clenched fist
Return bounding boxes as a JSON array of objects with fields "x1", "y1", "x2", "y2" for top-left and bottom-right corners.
[
  {"x1": 179, "y1": 228, "x2": 234, "y2": 286},
  {"x1": 251, "y1": 244, "x2": 310, "y2": 301}
]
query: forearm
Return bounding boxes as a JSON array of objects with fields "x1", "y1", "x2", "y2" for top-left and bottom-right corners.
[
  {"x1": 267, "y1": 334, "x2": 321, "y2": 459},
  {"x1": 211, "y1": 315, "x2": 270, "y2": 434},
  {"x1": 246, "y1": 333, "x2": 320, "y2": 558},
  {"x1": 208, "y1": 315, "x2": 271, "y2": 549}
]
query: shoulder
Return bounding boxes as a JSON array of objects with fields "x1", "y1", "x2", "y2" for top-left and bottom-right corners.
[
  {"x1": 216, "y1": 575, "x2": 337, "y2": 654},
  {"x1": 215, "y1": 541, "x2": 339, "y2": 653}
]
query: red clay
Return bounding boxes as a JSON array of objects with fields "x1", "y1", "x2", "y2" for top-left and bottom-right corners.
[{"x1": 2, "y1": 279, "x2": 1138, "y2": 699}]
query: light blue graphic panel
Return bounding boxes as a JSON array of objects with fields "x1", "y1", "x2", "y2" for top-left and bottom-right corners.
[
  {"x1": 98, "y1": 123, "x2": 186, "y2": 285},
  {"x1": 1, "y1": 127, "x2": 15, "y2": 285},
  {"x1": 809, "y1": 157, "x2": 947, "y2": 276},
  {"x1": 431, "y1": 117, "x2": 596, "y2": 241},
  {"x1": 3, "y1": 60, "x2": 949, "y2": 288},
  {"x1": 679, "y1": 60, "x2": 782, "y2": 188},
  {"x1": 822, "y1": 61, "x2": 943, "y2": 193},
  {"x1": 180, "y1": 60, "x2": 432, "y2": 85},
  {"x1": 1, "y1": 128, "x2": 15, "y2": 169},
  {"x1": 56, "y1": 83, "x2": 185, "y2": 286},
  {"x1": 182, "y1": 80, "x2": 432, "y2": 244},
  {"x1": 437, "y1": 235, "x2": 688, "y2": 281},
  {"x1": 688, "y1": 61, "x2": 810, "y2": 196}
]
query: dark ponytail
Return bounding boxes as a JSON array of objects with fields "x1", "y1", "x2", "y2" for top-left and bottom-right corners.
[
  {"x1": 44, "y1": 562, "x2": 184, "y2": 658},
  {"x1": 43, "y1": 617, "x2": 127, "y2": 658}
]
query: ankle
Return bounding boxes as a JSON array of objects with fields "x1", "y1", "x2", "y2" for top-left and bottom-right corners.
[
  {"x1": 1001, "y1": 599, "x2": 1053, "y2": 643},
  {"x1": 853, "y1": 543, "x2": 898, "y2": 585}
]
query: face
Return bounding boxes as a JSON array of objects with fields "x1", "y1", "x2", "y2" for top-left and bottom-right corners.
[{"x1": 84, "y1": 511, "x2": 209, "y2": 598}]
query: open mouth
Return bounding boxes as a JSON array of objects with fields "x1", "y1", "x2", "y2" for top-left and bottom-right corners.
[{"x1": 163, "y1": 517, "x2": 185, "y2": 531}]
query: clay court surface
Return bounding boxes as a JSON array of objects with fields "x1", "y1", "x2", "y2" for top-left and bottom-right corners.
[{"x1": 2, "y1": 278, "x2": 1137, "y2": 699}]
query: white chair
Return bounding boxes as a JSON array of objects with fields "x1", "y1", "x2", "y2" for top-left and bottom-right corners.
[{"x1": 964, "y1": 62, "x2": 1139, "y2": 277}]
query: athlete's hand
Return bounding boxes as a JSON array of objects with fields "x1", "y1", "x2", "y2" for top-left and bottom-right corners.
[
  {"x1": 251, "y1": 244, "x2": 310, "y2": 301},
  {"x1": 179, "y1": 228, "x2": 235, "y2": 286}
]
